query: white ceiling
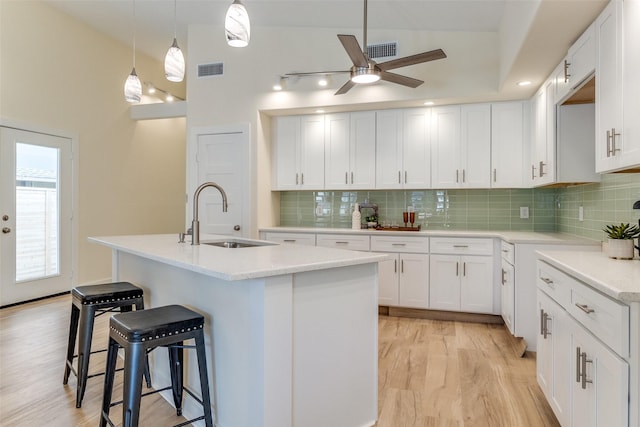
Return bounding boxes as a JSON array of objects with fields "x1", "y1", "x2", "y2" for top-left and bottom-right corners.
[{"x1": 47, "y1": 0, "x2": 609, "y2": 102}]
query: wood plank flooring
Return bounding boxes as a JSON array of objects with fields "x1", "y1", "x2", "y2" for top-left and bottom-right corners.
[{"x1": 0, "y1": 295, "x2": 560, "y2": 426}]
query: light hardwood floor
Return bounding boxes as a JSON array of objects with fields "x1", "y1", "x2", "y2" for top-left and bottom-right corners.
[{"x1": 0, "y1": 295, "x2": 560, "y2": 426}]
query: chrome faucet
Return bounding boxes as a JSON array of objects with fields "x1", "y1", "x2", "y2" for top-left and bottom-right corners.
[{"x1": 191, "y1": 182, "x2": 228, "y2": 245}]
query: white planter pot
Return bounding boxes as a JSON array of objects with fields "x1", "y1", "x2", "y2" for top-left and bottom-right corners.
[{"x1": 606, "y1": 238, "x2": 635, "y2": 260}]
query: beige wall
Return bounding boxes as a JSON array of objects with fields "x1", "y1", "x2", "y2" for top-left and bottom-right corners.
[{"x1": 0, "y1": 1, "x2": 187, "y2": 285}]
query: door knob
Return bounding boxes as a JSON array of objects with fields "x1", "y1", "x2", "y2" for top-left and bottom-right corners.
[
  {"x1": 2, "y1": 227, "x2": 11, "y2": 234},
  {"x1": 233, "y1": 225, "x2": 241, "y2": 231}
]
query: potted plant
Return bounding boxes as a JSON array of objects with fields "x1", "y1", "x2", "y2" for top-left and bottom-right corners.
[{"x1": 603, "y1": 223, "x2": 640, "y2": 259}]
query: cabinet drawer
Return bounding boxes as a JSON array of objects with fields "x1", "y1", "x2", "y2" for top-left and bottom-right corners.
[
  {"x1": 316, "y1": 234, "x2": 370, "y2": 251},
  {"x1": 500, "y1": 240, "x2": 514, "y2": 264},
  {"x1": 568, "y1": 280, "x2": 629, "y2": 357},
  {"x1": 430, "y1": 237, "x2": 493, "y2": 255},
  {"x1": 370, "y1": 235, "x2": 429, "y2": 253},
  {"x1": 264, "y1": 232, "x2": 316, "y2": 246},
  {"x1": 536, "y1": 261, "x2": 572, "y2": 308}
]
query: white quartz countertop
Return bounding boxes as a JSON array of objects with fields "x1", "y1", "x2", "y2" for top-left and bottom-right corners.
[
  {"x1": 537, "y1": 250, "x2": 640, "y2": 302},
  {"x1": 260, "y1": 227, "x2": 598, "y2": 245},
  {"x1": 90, "y1": 234, "x2": 388, "y2": 281}
]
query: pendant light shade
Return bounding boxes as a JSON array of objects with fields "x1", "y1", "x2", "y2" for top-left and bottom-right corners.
[
  {"x1": 225, "y1": 0, "x2": 250, "y2": 48},
  {"x1": 124, "y1": 67, "x2": 142, "y2": 103},
  {"x1": 165, "y1": 0, "x2": 185, "y2": 82}
]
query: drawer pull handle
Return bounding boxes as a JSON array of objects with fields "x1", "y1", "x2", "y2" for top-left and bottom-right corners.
[
  {"x1": 575, "y1": 303, "x2": 595, "y2": 314},
  {"x1": 335, "y1": 241, "x2": 349, "y2": 244},
  {"x1": 283, "y1": 239, "x2": 296, "y2": 243},
  {"x1": 502, "y1": 249, "x2": 509, "y2": 253},
  {"x1": 391, "y1": 243, "x2": 406, "y2": 247},
  {"x1": 453, "y1": 245, "x2": 469, "y2": 248}
]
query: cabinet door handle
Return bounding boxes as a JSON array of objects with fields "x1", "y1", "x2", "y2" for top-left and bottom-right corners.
[
  {"x1": 345, "y1": 172, "x2": 348, "y2": 184},
  {"x1": 301, "y1": 173, "x2": 304, "y2": 185},
  {"x1": 296, "y1": 173, "x2": 299, "y2": 185},
  {"x1": 575, "y1": 303, "x2": 595, "y2": 314},
  {"x1": 398, "y1": 171, "x2": 401, "y2": 184},
  {"x1": 501, "y1": 268, "x2": 506, "y2": 285},
  {"x1": 607, "y1": 129, "x2": 613, "y2": 157},
  {"x1": 351, "y1": 172, "x2": 354, "y2": 184},
  {"x1": 462, "y1": 169, "x2": 466, "y2": 183},
  {"x1": 564, "y1": 59, "x2": 571, "y2": 83},
  {"x1": 456, "y1": 261, "x2": 459, "y2": 276},
  {"x1": 456, "y1": 169, "x2": 459, "y2": 183},
  {"x1": 463, "y1": 262, "x2": 466, "y2": 276},
  {"x1": 576, "y1": 347, "x2": 582, "y2": 383},
  {"x1": 493, "y1": 169, "x2": 497, "y2": 182},
  {"x1": 610, "y1": 128, "x2": 621, "y2": 156},
  {"x1": 581, "y1": 351, "x2": 593, "y2": 389},
  {"x1": 394, "y1": 259, "x2": 397, "y2": 273},
  {"x1": 539, "y1": 161, "x2": 546, "y2": 177},
  {"x1": 401, "y1": 259, "x2": 404, "y2": 273},
  {"x1": 543, "y1": 313, "x2": 551, "y2": 339}
]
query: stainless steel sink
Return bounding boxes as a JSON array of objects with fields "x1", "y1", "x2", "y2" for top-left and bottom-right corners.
[{"x1": 201, "y1": 239, "x2": 275, "y2": 249}]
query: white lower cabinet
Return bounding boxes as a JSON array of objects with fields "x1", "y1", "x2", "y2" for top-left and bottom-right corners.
[
  {"x1": 537, "y1": 260, "x2": 630, "y2": 427},
  {"x1": 429, "y1": 237, "x2": 494, "y2": 314},
  {"x1": 377, "y1": 252, "x2": 429, "y2": 308}
]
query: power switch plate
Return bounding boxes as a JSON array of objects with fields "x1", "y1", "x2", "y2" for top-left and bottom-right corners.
[{"x1": 520, "y1": 206, "x2": 529, "y2": 219}]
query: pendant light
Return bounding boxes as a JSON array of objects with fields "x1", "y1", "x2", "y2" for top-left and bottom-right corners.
[
  {"x1": 124, "y1": 0, "x2": 142, "y2": 103},
  {"x1": 225, "y1": 0, "x2": 250, "y2": 48},
  {"x1": 164, "y1": 0, "x2": 185, "y2": 82}
]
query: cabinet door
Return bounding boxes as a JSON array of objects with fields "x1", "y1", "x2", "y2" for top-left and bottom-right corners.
[
  {"x1": 375, "y1": 110, "x2": 403, "y2": 189},
  {"x1": 459, "y1": 255, "x2": 493, "y2": 313},
  {"x1": 460, "y1": 104, "x2": 491, "y2": 188},
  {"x1": 398, "y1": 253, "x2": 429, "y2": 309},
  {"x1": 567, "y1": 22, "x2": 596, "y2": 91},
  {"x1": 531, "y1": 87, "x2": 546, "y2": 184},
  {"x1": 491, "y1": 102, "x2": 526, "y2": 188},
  {"x1": 595, "y1": 0, "x2": 623, "y2": 172},
  {"x1": 299, "y1": 115, "x2": 325, "y2": 189},
  {"x1": 537, "y1": 291, "x2": 554, "y2": 403},
  {"x1": 324, "y1": 113, "x2": 351, "y2": 189},
  {"x1": 621, "y1": 0, "x2": 640, "y2": 169},
  {"x1": 571, "y1": 323, "x2": 629, "y2": 427},
  {"x1": 273, "y1": 116, "x2": 300, "y2": 190},
  {"x1": 431, "y1": 106, "x2": 461, "y2": 188},
  {"x1": 500, "y1": 259, "x2": 515, "y2": 333},
  {"x1": 540, "y1": 78, "x2": 556, "y2": 185},
  {"x1": 429, "y1": 254, "x2": 460, "y2": 311},
  {"x1": 403, "y1": 108, "x2": 431, "y2": 188},
  {"x1": 377, "y1": 254, "x2": 399, "y2": 306},
  {"x1": 350, "y1": 111, "x2": 376, "y2": 189}
]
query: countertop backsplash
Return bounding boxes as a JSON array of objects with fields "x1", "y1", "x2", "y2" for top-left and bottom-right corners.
[{"x1": 279, "y1": 174, "x2": 640, "y2": 241}]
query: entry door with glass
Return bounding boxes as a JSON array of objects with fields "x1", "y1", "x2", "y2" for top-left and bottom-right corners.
[{"x1": 0, "y1": 127, "x2": 73, "y2": 306}]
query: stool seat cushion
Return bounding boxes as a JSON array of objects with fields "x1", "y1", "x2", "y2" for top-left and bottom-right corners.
[
  {"x1": 72, "y1": 282, "x2": 143, "y2": 305},
  {"x1": 110, "y1": 305, "x2": 204, "y2": 343}
]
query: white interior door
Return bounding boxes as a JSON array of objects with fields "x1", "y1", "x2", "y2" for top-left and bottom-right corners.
[
  {"x1": 0, "y1": 127, "x2": 73, "y2": 306},
  {"x1": 190, "y1": 125, "x2": 249, "y2": 237}
]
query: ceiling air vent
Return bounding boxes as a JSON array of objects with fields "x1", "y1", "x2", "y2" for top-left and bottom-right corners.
[
  {"x1": 198, "y1": 62, "x2": 224, "y2": 78},
  {"x1": 367, "y1": 42, "x2": 398, "y2": 60}
]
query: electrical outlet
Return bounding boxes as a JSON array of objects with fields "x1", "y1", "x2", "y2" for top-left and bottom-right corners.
[
  {"x1": 579, "y1": 206, "x2": 584, "y2": 222},
  {"x1": 520, "y1": 206, "x2": 529, "y2": 219}
]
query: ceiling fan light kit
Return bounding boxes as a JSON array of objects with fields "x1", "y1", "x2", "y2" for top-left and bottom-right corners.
[{"x1": 350, "y1": 65, "x2": 380, "y2": 84}]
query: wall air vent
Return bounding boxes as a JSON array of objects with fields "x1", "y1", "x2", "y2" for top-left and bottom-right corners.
[
  {"x1": 198, "y1": 62, "x2": 224, "y2": 78},
  {"x1": 367, "y1": 42, "x2": 398, "y2": 60}
]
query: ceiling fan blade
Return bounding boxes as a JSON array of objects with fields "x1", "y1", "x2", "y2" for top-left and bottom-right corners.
[
  {"x1": 379, "y1": 71, "x2": 424, "y2": 88},
  {"x1": 335, "y1": 79, "x2": 356, "y2": 95},
  {"x1": 377, "y1": 49, "x2": 447, "y2": 71},
  {"x1": 338, "y1": 34, "x2": 369, "y2": 68}
]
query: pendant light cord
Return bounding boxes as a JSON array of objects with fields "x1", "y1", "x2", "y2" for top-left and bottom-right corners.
[
  {"x1": 132, "y1": 0, "x2": 136, "y2": 68},
  {"x1": 173, "y1": 0, "x2": 177, "y2": 39}
]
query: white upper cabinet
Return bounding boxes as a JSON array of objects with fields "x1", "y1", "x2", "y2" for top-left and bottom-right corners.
[
  {"x1": 595, "y1": 0, "x2": 640, "y2": 172},
  {"x1": 324, "y1": 112, "x2": 376, "y2": 189},
  {"x1": 272, "y1": 115, "x2": 325, "y2": 190},
  {"x1": 530, "y1": 78, "x2": 556, "y2": 186},
  {"x1": 556, "y1": 23, "x2": 596, "y2": 103},
  {"x1": 491, "y1": 101, "x2": 529, "y2": 188},
  {"x1": 375, "y1": 108, "x2": 431, "y2": 189},
  {"x1": 432, "y1": 104, "x2": 491, "y2": 189}
]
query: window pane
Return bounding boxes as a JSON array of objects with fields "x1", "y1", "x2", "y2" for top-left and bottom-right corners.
[{"x1": 15, "y1": 143, "x2": 59, "y2": 282}]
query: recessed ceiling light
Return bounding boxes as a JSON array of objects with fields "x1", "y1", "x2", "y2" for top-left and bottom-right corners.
[
  {"x1": 517, "y1": 81, "x2": 532, "y2": 86},
  {"x1": 423, "y1": 101, "x2": 434, "y2": 106},
  {"x1": 315, "y1": 109, "x2": 325, "y2": 114},
  {"x1": 318, "y1": 77, "x2": 328, "y2": 87}
]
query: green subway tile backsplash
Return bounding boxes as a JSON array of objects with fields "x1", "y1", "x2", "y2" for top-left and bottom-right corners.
[{"x1": 278, "y1": 174, "x2": 640, "y2": 240}]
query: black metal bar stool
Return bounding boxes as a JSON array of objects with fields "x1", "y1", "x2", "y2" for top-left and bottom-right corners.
[
  {"x1": 63, "y1": 282, "x2": 151, "y2": 408},
  {"x1": 100, "y1": 304, "x2": 214, "y2": 427}
]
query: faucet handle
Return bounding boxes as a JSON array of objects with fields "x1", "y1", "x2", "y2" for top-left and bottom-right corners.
[{"x1": 178, "y1": 233, "x2": 186, "y2": 243}]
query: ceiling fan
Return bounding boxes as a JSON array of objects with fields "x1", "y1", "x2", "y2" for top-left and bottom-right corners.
[{"x1": 285, "y1": 0, "x2": 447, "y2": 95}]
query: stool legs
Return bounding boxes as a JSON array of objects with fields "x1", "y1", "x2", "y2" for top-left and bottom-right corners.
[
  {"x1": 75, "y1": 304, "x2": 96, "y2": 408},
  {"x1": 122, "y1": 342, "x2": 147, "y2": 427},
  {"x1": 195, "y1": 331, "x2": 214, "y2": 427},
  {"x1": 100, "y1": 337, "x2": 119, "y2": 427},
  {"x1": 168, "y1": 343, "x2": 184, "y2": 416},
  {"x1": 63, "y1": 304, "x2": 80, "y2": 385}
]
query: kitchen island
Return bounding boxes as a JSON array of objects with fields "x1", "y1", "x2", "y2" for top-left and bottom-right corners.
[{"x1": 90, "y1": 234, "x2": 387, "y2": 427}]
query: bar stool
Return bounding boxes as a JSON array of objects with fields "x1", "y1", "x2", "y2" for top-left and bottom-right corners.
[
  {"x1": 63, "y1": 282, "x2": 151, "y2": 408},
  {"x1": 100, "y1": 304, "x2": 214, "y2": 427}
]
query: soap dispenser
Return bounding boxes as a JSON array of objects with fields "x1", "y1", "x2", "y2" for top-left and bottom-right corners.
[{"x1": 352, "y1": 203, "x2": 361, "y2": 230}]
